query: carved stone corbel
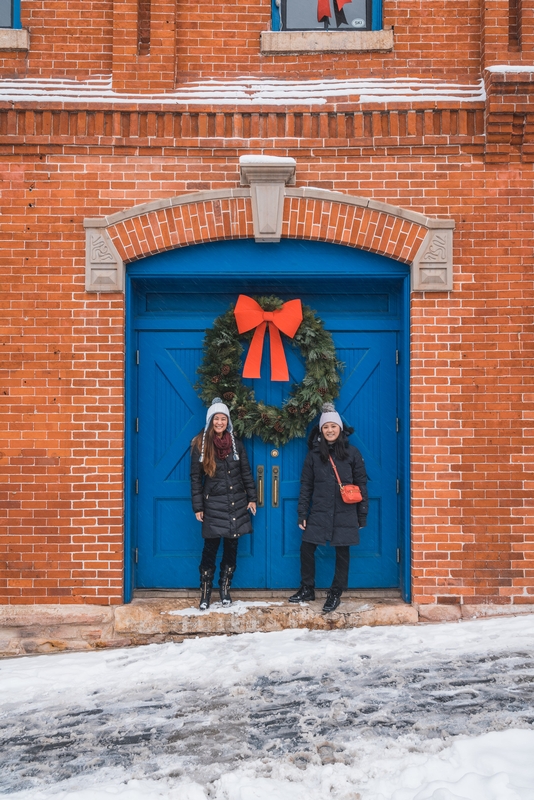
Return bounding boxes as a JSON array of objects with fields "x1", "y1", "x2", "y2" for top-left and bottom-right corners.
[
  {"x1": 239, "y1": 155, "x2": 297, "y2": 242},
  {"x1": 84, "y1": 224, "x2": 124, "y2": 292},
  {"x1": 412, "y1": 225, "x2": 454, "y2": 292}
]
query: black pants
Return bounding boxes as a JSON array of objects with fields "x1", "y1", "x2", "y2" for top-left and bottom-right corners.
[
  {"x1": 300, "y1": 541, "x2": 350, "y2": 593},
  {"x1": 200, "y1": 537, "x2": 238, "y2": 574}
]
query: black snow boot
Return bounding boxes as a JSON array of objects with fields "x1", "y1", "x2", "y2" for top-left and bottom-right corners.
[
  {"x1": 322, "y1": 590, "x2": 342, "y2": 613},
  {"x1": 218, "y1": 565, "x2": 235, "y2": 606},
  {"x1": 288, "y1": 585, "x2": 315, "y2": 603},
  {"x1": 199, "y1": 567, "x2": 215, "y2": 610}
]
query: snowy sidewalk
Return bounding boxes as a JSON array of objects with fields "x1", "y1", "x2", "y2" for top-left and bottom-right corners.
[{"x1": 1, "y1": 616, "x2": 534, "y2": 799}]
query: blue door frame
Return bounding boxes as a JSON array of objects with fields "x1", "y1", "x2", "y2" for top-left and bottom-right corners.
[{"x1": 124, "y1": 239, "x2": 411, "y2": 602}]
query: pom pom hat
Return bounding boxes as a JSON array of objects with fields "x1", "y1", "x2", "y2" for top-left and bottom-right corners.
[
  {"x1": 319, "y1": 402, "x2": 343, "y2": 431},
  {"x1": 199, "y1": 397, "x2": 239, "y2": 463},
  {"x1": 205, "y1": 397, "x2": 233, "y2": 433}
]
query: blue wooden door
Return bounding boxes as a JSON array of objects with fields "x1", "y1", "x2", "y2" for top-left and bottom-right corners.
[
  {"x1": 135, "y1": 328, "x2": 268, "y2": 589},
  {"x1": 134, "y1": 292, "x2": 401, "y2": 590},
  {"x1": 250, "y1": 329, "x2": 398, "y2": 589}
]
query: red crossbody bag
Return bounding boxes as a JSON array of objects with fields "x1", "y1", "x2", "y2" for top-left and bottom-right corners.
[{"x1": 329, "y1": 455, "x2": 363, "y2": 504}]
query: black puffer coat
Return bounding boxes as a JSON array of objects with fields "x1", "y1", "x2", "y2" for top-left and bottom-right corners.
[
  {"x1": 297, "y1": 432, "x2": 368, "y2": 546},
  {"x1": 190, "y1": 438, "x2": 257, "y2": 540}
]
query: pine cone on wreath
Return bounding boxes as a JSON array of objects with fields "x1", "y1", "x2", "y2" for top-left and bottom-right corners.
[
  {"x1": 223, "y1": 392, "x2": 235, "y2": 401},
  {"x1": 287, "y1": 406, "x2": 298, "y2": 415},
  {"x1": 221, "y1": 365, "x2": 231, "y2": 375},
  {"x1": 274, "y1": 421, "x2": 284, "y2": 433},
  {"x1": 300, "y1": 402, "x2": 311, "y2": 414},
  {"x1": 237, "y1": 408, "x2": 246, "y2": 419},
  {"x1": 317, "y1": 387, "x2": 327, "y2": 396},
  {"x1": 261, "y1": 413, "x2": 270, "y2": 423},
  {"x1": 211, "y1": 375, "x2": 220, "y2": 384}
]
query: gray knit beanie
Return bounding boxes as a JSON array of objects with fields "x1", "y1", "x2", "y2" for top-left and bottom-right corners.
[
  {"x1": 199, "y1": 397, "x2": 239, "y2": 463},
  {"x1": 319, "y1": 402, "x2": 343, "y2": 431}
]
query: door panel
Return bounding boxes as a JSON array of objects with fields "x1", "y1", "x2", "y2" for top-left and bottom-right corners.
[
  {"x1": 314, "y1": 332, "x2": 399, "y2": 589},
  {"x1": 136, "y1": 332, "x2": 204, "y2": 588},
  {"x1": 134, "y1": 293, "x2": 402, "y2": 590}
]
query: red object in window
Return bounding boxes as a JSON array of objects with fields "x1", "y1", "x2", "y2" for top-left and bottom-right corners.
[{"x1": 317, "y1": 0, "x2": 352, "y2": 23}]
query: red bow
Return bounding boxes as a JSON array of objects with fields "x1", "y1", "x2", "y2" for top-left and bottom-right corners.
[
  {"x1": 317, "y1": 0, "x2": 352, "y2": 22},
  {"x1": 234, "y1": 295, "x2": 303, "y2": 382}
]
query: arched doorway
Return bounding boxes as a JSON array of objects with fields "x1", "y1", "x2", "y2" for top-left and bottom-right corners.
[{"x1": 125, "y1": 238, "x2": 410, "y2": 600}]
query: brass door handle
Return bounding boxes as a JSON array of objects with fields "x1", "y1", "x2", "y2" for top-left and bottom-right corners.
[
  {"x1": 272, "y1": 465, "x2": 279, "y2": 508},
  {"x1": 257, "y1": 465, "x2": 264, "y2": 507}
]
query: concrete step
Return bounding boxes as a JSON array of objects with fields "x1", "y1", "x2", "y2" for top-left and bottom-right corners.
[{"x1": 114, "y1": 594, "x2": 418, "y2": 643}]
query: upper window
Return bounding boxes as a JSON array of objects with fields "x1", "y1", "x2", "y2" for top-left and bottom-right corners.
[
  {"x1": 0, "y1": 0, "x2": 21, "y2": 28},
  {"x1": 281, "y1": 0, "x2": 371, "y2": 31}
]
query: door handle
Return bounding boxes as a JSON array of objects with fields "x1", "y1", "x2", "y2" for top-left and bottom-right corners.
[
  {"x1": 257, "y1": 465, "x2": 264, "y2": 507},
  {"x1": 272, "y1": 465, "x2": 279, "y2": 508}
]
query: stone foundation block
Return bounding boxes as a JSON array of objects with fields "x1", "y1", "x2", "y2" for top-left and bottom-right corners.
[
  {"x1": 461, "y1": 604, "x2": 534, "y2": 619},
  {"x1": 416, "y1": 604, "x2": 462, "y2": 623}
]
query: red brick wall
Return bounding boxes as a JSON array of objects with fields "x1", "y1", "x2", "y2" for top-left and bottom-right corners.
[
  {"x1": 0, "y1": 0, "x2": 113, "y2": 78},
  {"x1": 0, "y1": 0, "x2": 486, "y2": 83},
  {"x1": 3, "y1": 0, "x2": 534, "y2": 84},
  {"x1": 1, "y1": 0, "x2": 534, "y2": 607},
  {"x1": 176, "y1": 0, "x2": 484, "y2": 82},
  {"x1": 1, "y1": 143, "x2": 534, "y2": 605}
]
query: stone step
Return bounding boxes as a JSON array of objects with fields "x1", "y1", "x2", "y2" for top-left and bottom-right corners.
[
  {"x1": 3, "y1": 600, "x2": 534, "y2": 657},
  {"x1": 114, "y1": 596, "x2": 418, "y2": 642}
]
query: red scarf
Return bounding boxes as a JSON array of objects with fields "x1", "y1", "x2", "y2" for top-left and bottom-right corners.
[{"x1": 213, "y1": 431, "x2": 232, "y2": 461}]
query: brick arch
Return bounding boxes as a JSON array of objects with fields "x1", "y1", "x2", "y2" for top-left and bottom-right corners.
[{"x1": 84, "y1": 189, "x2": 454, "y2": 292}]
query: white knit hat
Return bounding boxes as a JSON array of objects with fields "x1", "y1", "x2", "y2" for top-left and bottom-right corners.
[
  {"x1": 319, "y1": 402, "x2": 343, "y2": 431},
  {"x1": 199, "y1": 397, "x2": 239, "y2": 462},
  {"x1": 204, "y1": 397, "x2": 233, "y2": 433}
]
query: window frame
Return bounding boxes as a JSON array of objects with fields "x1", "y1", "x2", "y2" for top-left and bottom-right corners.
[
  {"x1": 272, "y1": 0, "x2": 382, "y2": 32},
  {"x1": 0, "y1": 0, "x2": 21, "y2": 29}
]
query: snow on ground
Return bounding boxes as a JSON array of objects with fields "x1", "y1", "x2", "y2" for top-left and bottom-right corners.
[
  {"x1": 1, "y1": 615, "x2": 534, "y2": 799},
  {"x1": 164, "y1": 600, "x2": 284, "y2": 617}
]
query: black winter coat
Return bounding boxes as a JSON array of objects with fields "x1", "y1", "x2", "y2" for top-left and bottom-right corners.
[
  {"x1": 190, "y1": 437, "x2": 257, "y2": 540},
  {"x1": 297, "y1": 434, "x2": 368, "y2": 546}
]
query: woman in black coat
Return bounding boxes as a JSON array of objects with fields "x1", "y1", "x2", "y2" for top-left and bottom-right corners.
[
  {"x1": 190, "y1": 398, "x2": 256, "y2": 610},
  {"x1": 289, "y1": 403, "x2": 368, "y2": 613}
]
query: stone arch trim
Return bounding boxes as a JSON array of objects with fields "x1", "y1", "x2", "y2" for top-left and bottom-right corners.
[{"x1": 84, "y1": 188, "x2": 454, "y2": 293}]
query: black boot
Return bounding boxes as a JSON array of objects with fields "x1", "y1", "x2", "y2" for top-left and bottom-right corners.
[
  {"x1": 219, "y1": 565, "x2": 235, "y2": 606},
  {"x1": 288, "y1": 585, "x2": 315, "y2": 603},
  {"x1": 199, "y1": 568, "x2": 214, "y2": 610},
  {"x1": 322, "y1": 589, "x2": 342, "y2": 613}
]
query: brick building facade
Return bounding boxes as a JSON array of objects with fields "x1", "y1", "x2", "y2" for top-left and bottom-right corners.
[{"x1": 1, "y1": 0, "x2": 534, "y2": 637}]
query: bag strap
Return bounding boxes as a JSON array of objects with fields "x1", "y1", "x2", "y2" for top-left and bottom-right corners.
[{"x1": 328, "y1": 455, "x2": 344, "y2": 489}]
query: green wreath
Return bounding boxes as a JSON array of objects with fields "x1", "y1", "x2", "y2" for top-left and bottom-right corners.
[{"x1": 196, "y1": 296, "x2": 343, "y2": 445}]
